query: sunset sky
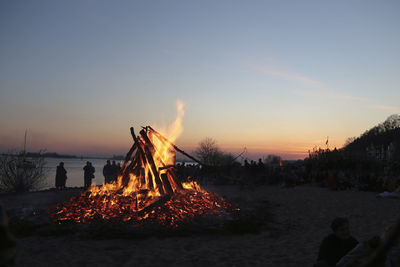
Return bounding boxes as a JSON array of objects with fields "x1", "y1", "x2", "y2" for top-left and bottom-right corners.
[{"x1": 1, "y1": 1, "x2": 399, "y2": 160}]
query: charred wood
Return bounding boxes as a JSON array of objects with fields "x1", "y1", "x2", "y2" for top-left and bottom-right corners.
[{"x1": 160, "y1": 173, "x2": 174, "y2": 195}]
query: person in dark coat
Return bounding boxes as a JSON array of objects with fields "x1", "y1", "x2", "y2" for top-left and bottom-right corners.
[
  {"x1": 102, "y1": 160, "x2": 112, "y2": 183},
  {"x1": 316, "y1": 217, "x2": 358, "y2": 267},
  {"x1": 55, "y1": 162, "x2": 67, "y2": 190},
  {"x1": 83, "y1": 161, "x2": 95, "y2": 189}
]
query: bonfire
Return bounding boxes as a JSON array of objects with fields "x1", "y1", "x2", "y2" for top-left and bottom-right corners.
[{"x1": 51, "y1": 125, "x2": 235, "y2": 227}]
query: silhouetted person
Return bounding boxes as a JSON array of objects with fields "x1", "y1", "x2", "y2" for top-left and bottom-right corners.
[
  {"x1": 257, "y1": 158, "x2": 265, "y2": 173},
  {"x1": 102, "y1": 160, "x2": 112, "y2": 183},
  {"x1": 55, "y1": 162, "x2": 67, "y2": 190},
  {"x1": 316, "y1": 217, "x2": 358, "y2": 267},
  {"x1": 83, "y1": 161, "x2": 95, "y2": 189}
]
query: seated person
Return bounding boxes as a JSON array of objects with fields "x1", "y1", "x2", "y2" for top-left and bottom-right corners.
[{"x1": 316, "y1": 217, "x2": 358, "y2": 267}]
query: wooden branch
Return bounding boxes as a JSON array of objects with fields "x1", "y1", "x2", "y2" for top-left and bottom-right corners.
[
  {"x1": 136, "y1": 139, "x2": 154, "y2": 190},
  {"x1": 130, "y1": 127, "x2": 147, "y2": 167},
  {"x1": 160, "y1": 173, "x2": 174, "y2": 195},
  {"x1": 137, "y1": 195, "x2": 171, "y2": 217},
  {"x1": 118, "y1": 143, "x2": 137, "y2": 178},
  {"x1": 167, "y1": 169, "x2": 183, "y2": 190},
  {"x1": 140, "y1": 129, "x2": 156, "y2": 153},
  {"x1": 121, "y1": 155, "x2": 138, "y2": 187},
  {"x1": 143, "y1": 145, "x2": 164, "y2": 195},
  {"x1": 140, "y1": 129, "x2": 165, "y2": 195},
  {"x1": 232, "y1": 147, "x2": 247, "y2": 162},
  {"x1": 128, "y1": 138, "x2": 154, "y2": 190},
  {"x1": 139, "y1": 167, "x2": 146, "y2": 188},
  {"x1": 146, "y1": 167, "x2": 154, "y2": 190},
  {"x1": 131, "y1": 128, "x2": 158, "y2": 190},
  {"x1": 126, "y1": 154, "x2": 139, "y2": 173}
]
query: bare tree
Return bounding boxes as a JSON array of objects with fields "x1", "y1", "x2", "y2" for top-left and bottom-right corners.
[
  {"x1": 194, "y1": 137, "x2": 222, "y2": 167},
  {"x1": 0, "y1": 152, "x2": 47, "y2": 193},
  {"x1": 194, "y1": 137, "x2": 240, "y2": 168}
]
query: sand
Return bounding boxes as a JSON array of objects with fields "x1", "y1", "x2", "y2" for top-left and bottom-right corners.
[{"x1": 3, "y1": 185, "x2": 400, "y2": 267}]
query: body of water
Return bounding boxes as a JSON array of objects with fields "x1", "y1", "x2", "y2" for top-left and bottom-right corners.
[{"x1": 43, "y1": 157, "x2": 121, "y2": 189}]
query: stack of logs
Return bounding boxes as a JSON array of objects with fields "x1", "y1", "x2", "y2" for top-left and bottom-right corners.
[{"x1": 118, "y1": 126, "x2": 202, "y2": 196}]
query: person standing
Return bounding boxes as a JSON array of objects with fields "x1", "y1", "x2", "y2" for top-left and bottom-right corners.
[
  {"x1": 102, "y1": 160, "x2": 112, "y2": 183},
  {"x1": 83, "y1": 161, "x2": 95, "y2": 189},
  {"x1": 111, "y1": 161, "x2": 119, "y2": 182},
  {"x1": 55, "y1": 162, "x2": 67, "y2": 190}
]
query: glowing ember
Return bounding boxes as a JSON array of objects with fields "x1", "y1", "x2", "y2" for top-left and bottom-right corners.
[
  {"x1": 51, "y1": 102, "x2": 235, "y2": 226},
  {"x1": 51, "y1": 181, "x2": 234, "y2": 226}
]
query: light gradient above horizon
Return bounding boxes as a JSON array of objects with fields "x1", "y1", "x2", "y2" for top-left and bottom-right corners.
[{"x1": 1, "y1": 1, "x2": 399, "y2": 160}]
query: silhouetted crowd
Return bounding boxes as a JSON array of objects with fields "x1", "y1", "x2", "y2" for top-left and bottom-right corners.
[
  {"x1": 54, "y1": 160, "x2": 121, "y2": 190},
  {"x1": 102, "y1": 160, "x2": 121, "y2": 184}
]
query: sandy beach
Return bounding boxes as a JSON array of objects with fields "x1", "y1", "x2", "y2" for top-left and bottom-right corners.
[{"x1": 1, "y1": 184, "x2": 399, "y2": 267}]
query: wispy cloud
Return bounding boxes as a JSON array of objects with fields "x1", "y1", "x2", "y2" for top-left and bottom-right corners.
[
  {"x1": 295, "y1": 88, "x2": 368, "y2": 102},
  {"x1": 252, "y1": 64, "x2": 400, "y2": 113},
  {"x1": 374, "y1": 105, "x2": 400, "y2": 113},
  {"x1": 331, "y1": 92, "x2": 368, "y2": 102},
  {"x1": 252, "y1": 65, "x2": 324, "y2": 87}
]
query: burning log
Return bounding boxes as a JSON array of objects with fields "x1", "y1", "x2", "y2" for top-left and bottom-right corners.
[
  {"x1": 160, "y1": 173, "x2": 174, "y2": 195},
  {"x1": 137, "y1": 194, "x2": 172, "y2": 218},
  {"x1": 120, "y1": 153, "x2": 138, "y2": 187},
  {"x1": 143, "y1": 145, "x2": 165, "y2": 195},
  {"x1": 167, "y1": 169, "x2": 183, "y2": 190},
  {"x1": 118, "y1": 143, "x2": 137, "y2": 178},
  {"x1": 139, "y1": 129, "x2": 165, "y2": 193},
  {"x1": 130, "y1": 127, "x2": 146, "y2": 165}
]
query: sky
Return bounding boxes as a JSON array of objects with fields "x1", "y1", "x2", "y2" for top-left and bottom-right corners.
[{"x1": 1, "y1": 0, "x2": 399, "y2": 160}]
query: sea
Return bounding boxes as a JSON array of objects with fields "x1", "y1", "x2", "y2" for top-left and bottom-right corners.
[{"x1": 42, "y1": 157, "x2": 120, "y2": 189}]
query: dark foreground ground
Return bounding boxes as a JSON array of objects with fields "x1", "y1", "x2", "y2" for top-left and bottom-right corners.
[{"x1": 2, "y1": 185, "x2": 400, "y2": 267}]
